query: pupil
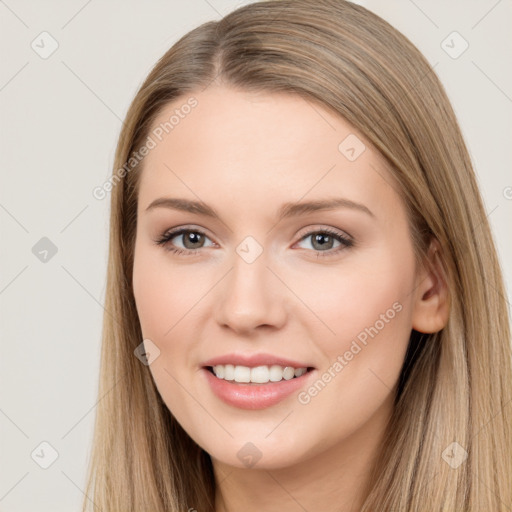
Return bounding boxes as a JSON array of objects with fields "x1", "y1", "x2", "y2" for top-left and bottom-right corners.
[
  {"x1": 185, "y1": 232, "x2": 203, "y2": 248},
  {"x1": 314, "y1": 233, "x2": 332, "y2": 249}
]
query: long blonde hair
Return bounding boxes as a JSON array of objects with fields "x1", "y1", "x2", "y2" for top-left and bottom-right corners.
[{"x1": 83, "y1": 1, "x2": 512, "y2": 510}]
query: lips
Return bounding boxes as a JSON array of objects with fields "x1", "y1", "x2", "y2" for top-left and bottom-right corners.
[{"x1": 200, "y1": 352, "x2": 316, "y2": 409}]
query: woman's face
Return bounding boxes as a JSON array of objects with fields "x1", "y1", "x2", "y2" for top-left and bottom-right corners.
[{"x1": 132, "y1": 85, "x2": 425, "y2": 469}]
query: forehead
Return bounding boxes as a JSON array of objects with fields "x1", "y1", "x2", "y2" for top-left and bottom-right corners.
[{"x1": 137, "y1": 86, "x2": 400, "y2": 219}]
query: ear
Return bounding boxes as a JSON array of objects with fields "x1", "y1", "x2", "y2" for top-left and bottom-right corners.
[{"x1": 411, "y1": 238, "x2": 451, "y2": 334}]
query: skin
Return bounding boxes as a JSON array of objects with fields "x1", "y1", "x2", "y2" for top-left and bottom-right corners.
[{"x1": 132, "y1": 85, "x2": 450, "y2": 512}]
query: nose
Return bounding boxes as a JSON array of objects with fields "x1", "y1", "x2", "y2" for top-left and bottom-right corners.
[{"x1": 214, "y1": 249, "x2": 288, "y2": 335}]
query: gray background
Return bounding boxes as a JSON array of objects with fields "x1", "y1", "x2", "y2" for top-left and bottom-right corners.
[{"x1": 1, "y1": 1, "x2": 510, "y2": 511}]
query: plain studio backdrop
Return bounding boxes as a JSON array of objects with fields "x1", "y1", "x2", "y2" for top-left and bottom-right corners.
[{"x1": 0, "y1": 1, "x2": 510, "y2": 511}]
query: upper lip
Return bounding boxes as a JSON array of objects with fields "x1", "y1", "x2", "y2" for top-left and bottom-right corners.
[{"x1": 201, "y1": 352, "x2": 314, "y2": 369}]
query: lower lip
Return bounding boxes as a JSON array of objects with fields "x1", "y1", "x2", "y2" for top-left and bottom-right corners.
[{"x1": 202, "y1": 367, "x2": 315, "y2": 410}]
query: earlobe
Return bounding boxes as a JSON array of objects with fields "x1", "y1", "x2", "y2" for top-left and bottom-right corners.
[{"x1": 411, "y1": 238, "x2": 451, "y2": 334}]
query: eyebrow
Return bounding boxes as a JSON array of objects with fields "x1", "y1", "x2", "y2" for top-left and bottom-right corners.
[{"x1": 145, "y1": 196, "x2": 375, "y2": 220}]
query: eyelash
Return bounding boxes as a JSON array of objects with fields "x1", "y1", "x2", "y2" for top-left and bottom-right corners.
[{"x1": 154, "y1": 226, "x2": 354, "y2": 258}]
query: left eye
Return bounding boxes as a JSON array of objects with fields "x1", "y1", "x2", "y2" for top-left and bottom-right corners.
[
  {"x1": 295, "y1": 229, "x2": 353, "y2": 254},
  {"x1": 154, "y1": 227, "x2": 353, "y2": 257}
]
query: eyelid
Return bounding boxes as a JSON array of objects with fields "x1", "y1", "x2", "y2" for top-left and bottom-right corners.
[
  {"x1": 159, "y1": 224, "x2": 216, "y2": 243},
  {"x1": 295, "y1": 224, "x2": 353, "y2": 242}
]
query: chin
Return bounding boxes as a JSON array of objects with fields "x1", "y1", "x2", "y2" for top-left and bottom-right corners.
[{"x1": 207, "y1": 444, "x2": 304, "y2": 471}]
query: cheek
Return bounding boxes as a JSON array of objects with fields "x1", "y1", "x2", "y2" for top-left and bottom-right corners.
[
  {"x1": 132, "y1": 246, "x2": 200, "y2": 415},
  {"x1": 292, "y1": 248, "x2": 413, "y2": 343},
  {"x1": 133, "y1": 248, "x2": 170, "y2": 339},
  {"x1": 132, "y1": 245, "x2": 216, "y2": 394},
  {"x1": 294, "y1": 248, "x2": 415, "y2": 430},
  {"x1": 294, "y1": 245, "x2": 415, "y2": 383},
  {"x1": 132, "y1": 244, "x2": 205, "y2": 339}
]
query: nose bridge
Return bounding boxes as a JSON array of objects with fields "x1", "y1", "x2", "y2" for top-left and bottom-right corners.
[{"x1": 215, "y1": 238, "x2": 285, "y2": 332}]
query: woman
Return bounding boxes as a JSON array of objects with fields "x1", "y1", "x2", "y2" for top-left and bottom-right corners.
[{"x1": 82, "y1": 1, "x2": 512, "y2": 510}]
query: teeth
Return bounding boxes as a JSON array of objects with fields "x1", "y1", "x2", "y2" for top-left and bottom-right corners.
[
  {"x1": 224, "y1": 364, "x2": 235, "y2": 381},
  {"x1": 294, "y1": 367, "x2": 307, "y2": 377},
  {"x1": 212, "y1": 364, "x2": 308, "y2": 383},
  {"x1": 251, "y1": 365, "x2": 270, "y2": 383},
  {"x1": 234, "y1": 365, "x2": 251, "y2": 383}
]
